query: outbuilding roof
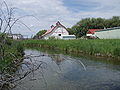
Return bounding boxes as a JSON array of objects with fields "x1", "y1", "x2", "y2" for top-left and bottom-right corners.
[
  {"x1": 95, "y1": 27, "x2": 120, "y2": 32},
  {"x1": 87, "y1": 29, "x2": 101, "y2": 34}
]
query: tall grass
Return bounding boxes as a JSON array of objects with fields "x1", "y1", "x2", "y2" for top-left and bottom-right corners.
[
  {"x1": 0, "y1": 40, "x2": 24, "y2": 72},
  {"x1": 22, "y1": 39, "x2": 120, "y2": 57}
]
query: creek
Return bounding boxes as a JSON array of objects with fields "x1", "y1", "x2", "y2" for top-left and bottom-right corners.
[{"x1": 13, "y1": 49, "x2": 120, "y2": 90}]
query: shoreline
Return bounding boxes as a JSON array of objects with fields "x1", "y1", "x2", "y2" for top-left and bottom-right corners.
[{"x1": 22, "y1": 39, "x2": 120, "y2": 60}]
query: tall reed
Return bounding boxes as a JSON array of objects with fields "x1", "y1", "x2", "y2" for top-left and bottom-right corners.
[{"x1": 22, "y1": 39, "x2": 120, "y2": 57}]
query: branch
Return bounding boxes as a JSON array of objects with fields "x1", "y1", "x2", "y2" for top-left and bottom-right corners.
[{"x1": 0, "y1": 18, "x2": 3, "y2": 32}]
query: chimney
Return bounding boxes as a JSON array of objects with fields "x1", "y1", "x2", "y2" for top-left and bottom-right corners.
[
  {"x1": 51, "y1": 25, "x2": 54, "y2": 28},
  {"x1": 56, "y1": 21, "x2": 60, "y2": 26}
]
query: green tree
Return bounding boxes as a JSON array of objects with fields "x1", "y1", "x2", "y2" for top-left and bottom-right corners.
[
  {"x1": 67, "y1": 28, "x2": 74, "y2": 35},
  {"x1": 68, "y1": 16, "x2": 120, "y2": 38},
  {"x1": 33, "y1": 30, "x2": 47, "y2": 39}
]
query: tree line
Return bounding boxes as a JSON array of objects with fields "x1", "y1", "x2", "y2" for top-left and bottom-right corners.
[{"x1": 67, "y1": 16, "x2": 120, "y2": 38}]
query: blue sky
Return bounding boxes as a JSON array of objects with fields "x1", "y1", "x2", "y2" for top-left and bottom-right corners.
[
  {"x1": 62, "y1": 0, "x2": 100, "y2": 12},
  {"x1": 1, "y1": 0, "x2": 120, "y2": 37}
]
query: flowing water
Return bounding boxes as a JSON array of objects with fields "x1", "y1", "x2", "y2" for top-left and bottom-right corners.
[{"x1": 13, "y1": 49, "x2": 120, "y2": 90}]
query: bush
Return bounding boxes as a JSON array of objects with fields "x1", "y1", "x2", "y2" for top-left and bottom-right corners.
[
  {"x1": 16, "y1": 43, "x2": 25, "y2": 56},
  {"x1": 48, "y1": 36, "x2": 57, "y2": 40},
  {"x1": 0, "y1": 41, "x2": 25, "y2": 72},
  {"x1": 5, "y1": 38, "x2": 12, "y2": 45}
]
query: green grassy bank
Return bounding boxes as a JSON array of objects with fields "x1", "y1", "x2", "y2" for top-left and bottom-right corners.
[
  {"x1": 0, "y1": 39, "x2": 24, "y2": 73},
  {"x1": 22, "y1": 39, "x2": 120, "y2": 58}
]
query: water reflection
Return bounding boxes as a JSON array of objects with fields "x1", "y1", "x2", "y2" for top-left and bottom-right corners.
[
  {"x1": 13, "y1": 49, "x2": 120, "y2": 90},
  {"x1": 50, "y1": 54, "x2": 64, "y2": 65}
]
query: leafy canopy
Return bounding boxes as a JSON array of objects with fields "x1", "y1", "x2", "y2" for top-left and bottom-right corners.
[{"x1": 68, "y1": 16, "x2": 120, "y2": 38}]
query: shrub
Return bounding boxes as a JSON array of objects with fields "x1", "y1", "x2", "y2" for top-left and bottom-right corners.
[
  {"x1": 5, "y1": 38, "x2": 12, "y2": 45},
  {"x1": 48, "y1": 36, "x2": 57, "y2": 40},
  {"x1": 16, "y1": 43, "x2": 25, "y2": 56}
]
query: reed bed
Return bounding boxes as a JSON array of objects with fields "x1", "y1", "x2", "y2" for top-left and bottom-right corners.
[{"x1": 22, "y1": 39, "x2": 120, "y2": 57}]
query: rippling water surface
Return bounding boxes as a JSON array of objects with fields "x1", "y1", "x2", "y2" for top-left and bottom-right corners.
[{"x1": 13, "y1": 49, "x2": 120, "y2": 90}]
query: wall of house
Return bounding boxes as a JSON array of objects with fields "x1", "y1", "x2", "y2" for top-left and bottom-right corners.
[
  {"x1": 59, "y1": 35, "x2": 76, "y2": 40},
  {"x1": 12, "y1": 35, "x2": 23, "y2": 40},
  {"x1": 43, "y1": 26, "x2": 69, "y2": 39},
  {"x1": 13, "y1": 35, "x2": 18, "y2": 40},
  {"x1": 51, "y1": 26, "x2": 69, "y2": 37},
  {"x1": 43, "y1": 33, "x2": 52, "y2": 39},
  {"x1": 86, "y1": 34, "x2": 93, "y2": 36},
  {"x1": 94, "y1": 28, "x2": 120, "y2": 39}
]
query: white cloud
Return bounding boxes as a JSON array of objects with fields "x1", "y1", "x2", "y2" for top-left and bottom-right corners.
[{"x1": 1, "y1": 0, "x2": 120, "y2": 37}]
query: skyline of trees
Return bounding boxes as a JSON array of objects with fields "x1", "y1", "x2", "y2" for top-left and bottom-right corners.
[{"x1": 68, "y1": 16, "x2": 120, "y2": 38}]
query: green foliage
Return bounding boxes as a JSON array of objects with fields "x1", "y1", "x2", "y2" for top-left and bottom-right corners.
[
  {"x1": 67, "y1": 28, "x2": 74, "y2": 35},
  {"x1": 68, "y1": 16, "x2": 120, "y2": 38},
  {"x1": 16, "y1": 42, "x2": 25, "y2": 56},
  {"x1": 48, "y1": 36, "x2": 57, "y2": 40},
  {"x1": 0, "y1": 33, "x2": 13, "y2": 45},
  {"x1": 113, "y1": 48, "x2": 120, "y2": 56},
  {"x1": 0, "y1": 37, "x2": 24, "y2": 72},
  {"x1": 33, "y1": 30, "x2": 47, "y2": 39},
  {"x1": 22, "y1": 39, "x2": 120, "y2": 58},
  {"x1": 5, "y1": 38, "x2": 12, "y2": 45}
]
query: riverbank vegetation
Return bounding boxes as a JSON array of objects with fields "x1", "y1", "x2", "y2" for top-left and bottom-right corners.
[
  {"x1": 22, "y1": 39, "x2": 120, "y2": 58},
  {"x1": 0, "y1": 2, "x2": 25, "y2": 89},
  {"x1": 0, "y1": 34, "x2": 24, "y2": 73},
  {"x1": 0, "y1": 1, "x2": 25, "y2": 73},
  {"x1": 33, "y1": 30, "x2": 47, "y2": 39}
]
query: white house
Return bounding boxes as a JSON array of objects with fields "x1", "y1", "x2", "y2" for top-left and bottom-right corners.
[
  {"x1": 7, "y1": 34, "x2": 23, "y2": 40},
  {"x1": 42, "y1": 21, "x2": 76, "y2": 40}
]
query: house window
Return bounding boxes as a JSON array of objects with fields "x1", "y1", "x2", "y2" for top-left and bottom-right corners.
[{"x1": 58, "y1": 34, "x2": 61, "y2": 36}]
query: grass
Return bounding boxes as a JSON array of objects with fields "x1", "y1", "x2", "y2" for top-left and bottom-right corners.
[
  {"x1": 0, "y1": 39, "x2": 24, "y2": 73},
  {"x1": 22, "y1": 39, "x2": 120, "y2": 58}
]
